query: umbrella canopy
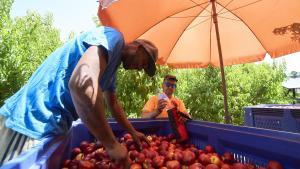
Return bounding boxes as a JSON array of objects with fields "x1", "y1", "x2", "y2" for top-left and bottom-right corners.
[
  {"x1": 283, "y1": 78, "x2": 300, "y2": 89},
  {"x1": 98, "y1": 0, "x2": 300, "y2": 123},
  {"x1": 99, "y1": 0, "x2": 300, "y2": 68}
]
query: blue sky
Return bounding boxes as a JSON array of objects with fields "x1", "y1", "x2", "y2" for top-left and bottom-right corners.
[
  {"x1": 11, "y1": 0, "x2": 99, "y2": 41},
  {"x1": 10, "y1": 0, "x2": 299, "y2": 73}
]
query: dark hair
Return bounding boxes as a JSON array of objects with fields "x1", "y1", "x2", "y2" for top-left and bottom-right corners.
[{"x1": 163, "y1": 74, "x2": 178, "y2": 82}]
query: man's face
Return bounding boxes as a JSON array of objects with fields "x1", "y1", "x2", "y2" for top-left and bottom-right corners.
[
  {"x1": 122, "y1": 43, "x2": 149, "y2": 70},
  {"x1": 162, "y1": 79, "x2": 177, "y2": 96}
]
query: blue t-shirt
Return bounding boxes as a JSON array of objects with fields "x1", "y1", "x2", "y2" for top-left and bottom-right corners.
[{"x1": 0, "y1": 26, "x2": 124, "y2": 139}]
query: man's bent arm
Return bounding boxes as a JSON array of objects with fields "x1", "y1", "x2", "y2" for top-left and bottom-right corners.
[
  {"x1": 69, "y1": 46, "x2": 118, "y2": 149},
  {"x1": 104, "y1": 91, "x2": 136, "y2": 134}
]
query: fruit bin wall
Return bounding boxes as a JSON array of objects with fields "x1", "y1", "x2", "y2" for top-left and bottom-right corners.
[
  {"x1": 244, "y1": 104, "x2": 300, "y2": 133},
  {"x1": 2, "y1": 119, "x2": 300, "y2": 169}
]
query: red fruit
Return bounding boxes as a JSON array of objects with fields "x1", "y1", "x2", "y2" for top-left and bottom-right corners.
[
  {"x1": 78, "y1": 160, "x2": 95, "y2": 169},
  {"x1": 80, "y1": 141, "x2": 90, "y2": 150},
  {"x1": 143, "y1": 158, "x2": 153, "y2": 168},
  {"x1": 159, "y1": 149, "x2": 168, "y2": 156},
  {"x1": 222, "y1": 152, "x2": 234, "y2": 164},
  {"x1": 189, "y1": 147, "x2": 199, "y2": 157},
  {"x1": 189, "y1": 162, "x2": 205, "y2": 169},
  {"x1": 84, "y1": 153, "x2": 95, "y2": 161},
  {"x1": 75, "y1": 153, "x2": 84, "y2": 160},
  {"x1": 169, "y1": 143, "x2": 176, "y2": 150},
  {"x1": 167, "y1": 134, "x2": 175, "y2": 140},
  {"x1": 210, "y1": 155, "x2": 222, "y2": 167},
  {"x1": 160, "y1": 144, "x2": 169, "y2": 151},
  {"x1": 152, "y1": 156, "x2": 165, "y2": 168},
  {"x1": 170, "y1": 139, "x2": 177, "y2": 144},
  {"x1": 135, "y1": 153, "x2": 146, "y2": 164},
  {"x1": 232, "y1": 163, "x2": 247, "y2": 169},
  {"x1": 198, "y1": 150, "x2": 205, "y2": 155},
  {"x1": 89, "y1": 142, "x2": 96, "y2": 151},
  {"x1": 205, "y1": 164, "x2": 220, "y2": 169},
  {"x1": 129, "y1": 150, "x2": 139, "y2": 161},
  {"x1": 130, "y1": 163, "x2": 142, "y2": 169},
  {"x1": 95, "y1": 161, "x2": 110, "y2": 169},
  {"x1": 166, "y1": 151, "x2": 175, "y2": 161},
  {"x1": 152, "y1": 146, "x2": 159, "y2": 152},
  {"x1": 174, "y1": 151, "x2": 183, "y2": 162},
  {"x1": 124, "y1": 133, "x2": 132, "y2": 140},
  {"x1": 147, "y1": 135, "x2": 153, "y2": 142},
  {"x1": 129, "y1": 144, "x2": 137, "y2": 150},
  {"x1": 62, "y1": 159, "x2": 71, "y2": 168},
  {"x1": 267, "y1": 160, "x2": 283, "y2": 169},
  {"x1": 199, "y1": 154, "x2": 211, "y2": 166},
  {"x1": 166, "y1": 160, "x2": 181, "y2": 169},
  {"x1": 141, "y1": 141, "x2": 149, "y2": 149},
  {"x1": 150, "y1": 142, "x2": 157, "y2": 147},
  {"x1": 244, "y1": 163, "x2": 255, "y2": 169},
  {"x1": 71, "y1": 147, "x2": 82, "y2": 158},
  {"x1": 126, "y1": 139, "x2": 135, "y2": 147},
  {"x1": 83, "y1": 146, "x2": 94, "y2": 155},
  {"x1": 94, "y1": 148, "x2": 105, "y2": 161},
  {"x1": 221, "y1": 164, "x2": 232, "y2": 169},
  {"x1": 182, "y1": 150, "x2": 196, "y2": 165},
  {"x1": 146, "y1": 149, "x2": 158, "y2": 159},
  {"x1": 111, "y1": 162, "x2": 123, "y2": 169},
  {"x1": 151, "y1": 135, "x2": 157, "y2": 141},
  {"x1": 204, "y1": 145, "x2": 215, "y2": 153}
]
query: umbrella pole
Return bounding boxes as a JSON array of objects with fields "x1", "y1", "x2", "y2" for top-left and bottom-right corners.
[{"x1": 211, "y1": 0, "x2": 232, "y2": 124}]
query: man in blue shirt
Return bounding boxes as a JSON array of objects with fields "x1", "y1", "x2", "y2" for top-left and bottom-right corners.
[{"x1": 0, "y1": 26, "x2": 158, "y2": 167}]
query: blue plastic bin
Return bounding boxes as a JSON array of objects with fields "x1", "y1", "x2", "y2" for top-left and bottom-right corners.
[
  {"x1": 1, "y1": 119, "x2": 300, "y2": 169},
  {"x1": 244, "y1": 104, "x2": 300, "y2": 133}
]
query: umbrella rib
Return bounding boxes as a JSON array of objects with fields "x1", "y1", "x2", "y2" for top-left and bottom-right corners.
[
  {"x1": 188, "y1": 0, "x2": 199, "y2": 5},
  {"x1": 218, "y1": 16, "x2": 241, "y2": 22},
  {"x1": 136, "y1": 1, "x2": 210, "y2": 39},
  {"x1": 217, "y1": 0, "x2": 235, "y2": 14},
  {"x1": 216, "y1": 1, "x2": 269, "y2": 52},
  {"x1": 164, "y1": 6, "x2": 208, "y2": 64},
  {"x1": 218, "y1": 0, "x2": 264, "y2": 15},
  {"x1": 170, "y1": 15, "x2": 211, "y2": 18},
  {"x1": 186, "y1": 17, "x2": 211, "y2": 31},
  {"x1": 187, "y1": 0, "x2": 212, "y2": 13}
]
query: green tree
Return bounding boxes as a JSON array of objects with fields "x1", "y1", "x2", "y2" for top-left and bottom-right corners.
[
  {"x1": 115, "y1": 66, "x2": 171, "y2": 118},
  {"x1": 174, "y1": 62, "x2": 291, "y2": 125},
  {"x1": 0, "y1": 8, "x2": 61, "y2": 105}
]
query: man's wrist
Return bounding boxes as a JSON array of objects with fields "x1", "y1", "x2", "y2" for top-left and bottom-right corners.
[
  {"x1": 152, "y1": 109, "x2": 161, "y2": 118},
  {"x1": 105, "y1": 139, "x2": 119, "y2": 149}
]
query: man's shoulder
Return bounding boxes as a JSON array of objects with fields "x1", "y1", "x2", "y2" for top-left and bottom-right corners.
[
  {"x1": 149, "y1": 95, "x2": 158, "y2": 100},
  {"x1": 80, "y1": 26, "x2": 124, "y2": 42},
  {"x1": 94, "y1": 26, "x2": 123, "y2": 39}
]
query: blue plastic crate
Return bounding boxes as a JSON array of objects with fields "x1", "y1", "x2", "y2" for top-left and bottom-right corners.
[
  {"x1": 244, "y1": 104, "x2": 300, "y2": 133},
  {"x1": 1, "y1": 119, "x2": 300, "y2": 169}
]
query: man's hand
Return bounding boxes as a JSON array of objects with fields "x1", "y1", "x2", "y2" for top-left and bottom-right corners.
[
  {"x1": 157, "y1": 99, "x2": 168, "y2": 112},
  {"x1": 106, "y1": 142, "x2": 130, "y2": 169},
  {"x1": 130, "y1": 130, "x2": 150, "y2": 150},
  {"x1": 178, "y1": 112, "x2": 192, "y2": 123}
]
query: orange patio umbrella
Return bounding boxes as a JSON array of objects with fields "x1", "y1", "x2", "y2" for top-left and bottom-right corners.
[{"x1": 98, "y1": 0, "x2": 300, "y2": 123}]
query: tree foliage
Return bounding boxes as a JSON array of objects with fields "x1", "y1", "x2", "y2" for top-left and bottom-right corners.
[
  {"x1": 115, "y1": 62, "x2": 291, "y2": 125},
  {"x1": 0, "y1": 0, "x2": 61, "y2": 105},
  {"x1": 0, "y1": 0, "x2": 292, "y2": 125},
  {"x1": 115, "y1": 66, "x2": 171, "y2": 118}
]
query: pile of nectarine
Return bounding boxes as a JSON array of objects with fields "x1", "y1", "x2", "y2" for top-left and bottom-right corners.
[{"x1": 61, "y1": 133, "x2": 283, "y2": 169}]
